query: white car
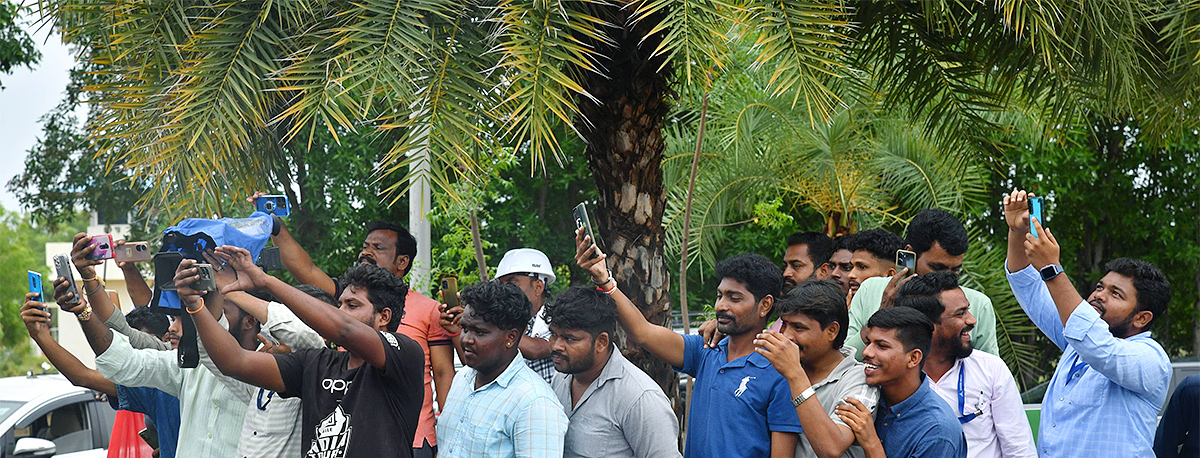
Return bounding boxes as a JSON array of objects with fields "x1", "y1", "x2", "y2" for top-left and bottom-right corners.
[{"x1": 0, "y1": 374, "x2": 116, "y2": 458}]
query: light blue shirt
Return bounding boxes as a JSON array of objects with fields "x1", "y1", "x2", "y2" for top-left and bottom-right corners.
[
  {"x1": 1007, "y1": 264, "x2": 1171, "y2": 457},
  {"x1": 437, "y1": 354, "x2": 568, "y2": 458}
]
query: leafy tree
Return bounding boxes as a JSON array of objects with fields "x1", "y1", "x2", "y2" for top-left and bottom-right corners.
[{"x1": 0, "y1": 0, "x2": 39, "y2": 88}]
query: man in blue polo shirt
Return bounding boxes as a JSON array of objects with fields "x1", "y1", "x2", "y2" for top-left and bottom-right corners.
[
  {"x1": 836, "y1": 307, "x2": 966, "y2": 458},
  {"x1": 574, "y1": 229, "x2": 801, "y2": 458}
]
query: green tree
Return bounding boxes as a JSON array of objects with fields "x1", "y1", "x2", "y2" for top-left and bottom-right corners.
[{"x1": 0, "y1": 0, "x2": 39, "y2": 88}]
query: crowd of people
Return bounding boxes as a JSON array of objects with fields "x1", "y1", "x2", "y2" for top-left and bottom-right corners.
[{"x1": 17, "y1": 188, "x2": 1197, "y2": 458}]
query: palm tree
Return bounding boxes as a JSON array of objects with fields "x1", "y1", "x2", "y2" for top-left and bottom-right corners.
[{"x1": 33, "y1": 0, "x2": 1200, "y2": 401}]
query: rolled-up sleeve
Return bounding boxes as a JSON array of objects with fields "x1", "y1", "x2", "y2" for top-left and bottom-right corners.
[
  {"x1": 105, "y1": 306, "x2": 171, "y2": 351},
  {"x1": 265, "y1": 302, "x2": 325, "y2": 350},
  {"x1": 1062, "y1": 304, "x2": 1170, "y2": 397},
  {"x1": 513, "y1": 395, "x2": 568, "y2": 458},
  {"x1": 96, "y1": 331, "x2": 184, "y2": 397},
  {"x1": 1005, "y1": 263, "x2": 1067, "y2": 350}
]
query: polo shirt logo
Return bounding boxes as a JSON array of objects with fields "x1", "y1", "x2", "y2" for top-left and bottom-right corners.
[{"x1": 735, "y1": 376, "x2": 756, "y2": 397}]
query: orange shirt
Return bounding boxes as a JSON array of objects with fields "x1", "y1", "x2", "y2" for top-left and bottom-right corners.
[{"x1": 396, "y1": 289, "x2": 453, "y2": 447}]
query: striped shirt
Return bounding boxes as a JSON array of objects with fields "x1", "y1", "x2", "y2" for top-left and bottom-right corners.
[
  {"x1": 523, "y1": 309, "x2": 555, "y2": 383},
  {"x1": 437, "y1": 354, "x2": 568, "y2": 458}
]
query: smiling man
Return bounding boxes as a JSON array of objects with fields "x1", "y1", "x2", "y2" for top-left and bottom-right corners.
[
  {"x1": 544, "y1": 286, "x2": 679, "y2": 458},
  {"x1": 836, "y1": 307, "x2": 966, "y2": 458},
  {"x1": 1003, "y1": 189, "x2": 1171, "y2": 458},
  {"x1": 437, "y1": 280, "x2": 568, "y2": 458},
  {"x1": 575, "y1": 228, "x2": 800, "y2": 458},
  {"x1": 894, "y1": 273, "x2": 1035, "y2": 458}
]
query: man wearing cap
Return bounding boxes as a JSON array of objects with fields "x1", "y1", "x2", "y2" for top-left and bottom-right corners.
[{"x1": 495, "y1": 248, "x2": 558, "y2": 383}]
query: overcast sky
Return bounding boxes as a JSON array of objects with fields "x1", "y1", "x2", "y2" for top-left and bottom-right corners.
[{"x1": 0, "y1": 13, "x2": 76, "y2": 212}]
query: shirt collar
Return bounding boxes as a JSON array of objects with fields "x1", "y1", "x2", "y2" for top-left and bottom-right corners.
[
  {"x1": 886, "y1": 373, "x2": 932, "y2": 416},
  {"x1": 716, "y1": 336, "x2": 772, "y2": 369},
  {"x1": 812, "y1": 346, "x2": 859, "y2": 390},
  {"x1": 476, "y1": 354, "x2": 527, "y2": 391}
]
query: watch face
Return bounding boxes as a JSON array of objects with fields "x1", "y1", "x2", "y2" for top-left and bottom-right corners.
[{"x1": 1040, "y1": 265, "x2": 1062, "y2": 280}]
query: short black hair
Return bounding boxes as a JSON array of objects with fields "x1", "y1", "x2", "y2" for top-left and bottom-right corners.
[
  {"x1": 715, "y1": 253, "x2": 783, "y2": 304},
  {"x1": 365, "y1": 220, "x2": 418, "y2": 264},
  {"x1": 126, "y1": 306, "x2": 169, "y2": 340},
  {"x1": 865, "y1": 307, "x2": 933, "y2": 367},
  {"x1": 544, "y1": 286, "x2": 618, "y2": 345},
  {"x1": 295, "y1": 284, "x2": 338, "y2": 306},
  {"x1": 774, "y1": 279, "x2": 848, "y2": 348},
  {"x1": 1104, "y1": 258, "x2": 1171, "y2": 328},
  {"x1": 894, "y1": 271, "x2": 961, "y2": 323},
  {"x1": 844, "y1": 229, "x2": 906, "y2": 264},
  {"x1": 340, "y1": 264, "x2": 408, "y2": 332},
  {"x1": 905, "y1": 209, "x2": 968, "y2": 257},
  {"x1": 786, "y1": 232, "x2": 834, "y2": 267},
  {"x1": 460, "y1": 280, "x2": 532, "y2": 334},
  {"x1": 832, "y1": 234, "x2": 850, "y2": 252}
]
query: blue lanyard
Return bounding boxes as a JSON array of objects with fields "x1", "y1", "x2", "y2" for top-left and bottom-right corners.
[
  {"x1": 1064, "y1": 355, "x2": 1088, "y2": 386},
  {"x1": 957, "y1": 361, "x2": 981, "y2": 424},
  {"x1": 257, "y1": 388, "x2": 274, "y2": 411}
]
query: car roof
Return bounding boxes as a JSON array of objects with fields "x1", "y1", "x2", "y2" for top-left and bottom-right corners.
[{"x1": 0, "y1": 374, "x2": 89, "y2": 403}]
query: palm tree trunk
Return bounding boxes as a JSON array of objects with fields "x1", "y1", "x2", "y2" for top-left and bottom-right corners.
[{"x1": 574, "y1": 4, "x2": 677, "y2": 411}]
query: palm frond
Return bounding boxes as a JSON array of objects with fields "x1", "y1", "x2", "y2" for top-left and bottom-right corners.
[
  {"x1": 632, "y1": 0, "x2": 738, "y2": 92},
  {"x1": 746, "y1": 1, "x2": 849, "y2": 123}
]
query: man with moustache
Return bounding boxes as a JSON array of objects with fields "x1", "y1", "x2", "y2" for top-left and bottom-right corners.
[
  {"x1": 836, "y1": 307, "x2": 966, "y2": 458},
  {"x1": 893, "y1": 272, "x2": 1035, "y2": 458},
  {"x1": 544, "y1": 287, "x2": 679, "y2": 458},
  {"x1": 827, "y1": 235, "x2": 856, "y2": 295},
  {"x1": 1004, "y1": 189, "x2": 1171, "y2": 458},
  {"x1": 783, "y1": 232, "x2": 835, "y2": 291},
  {"x1": 437, "y1": 280, "x2": 568, "y2": 458}
]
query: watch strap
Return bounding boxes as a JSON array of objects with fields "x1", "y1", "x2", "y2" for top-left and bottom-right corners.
[{"x1": 1040, "y1": 264, "x2": 1064, "y2": 281}]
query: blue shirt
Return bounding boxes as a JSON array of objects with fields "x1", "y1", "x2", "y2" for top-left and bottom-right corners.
[
  {"x1": 437, "y1": 354, "x2": 568, "y2": 458},
  {"x1": 115, "y1": 385, "x2": 181, "y2": 458},
  {"x1": 875, "y1": 375, "x2": 966, "y2": 458},
  {"x1": 1007, "y1": 264, "x2": 1171, "y2": 457},
  {"x1": 675, "y1": 335, "x2": 801, "y2": 458}
]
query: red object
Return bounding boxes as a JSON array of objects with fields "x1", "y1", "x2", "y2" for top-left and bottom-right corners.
[{"x1": 107, "y1": 410, "x2": 153, "y2": 458}]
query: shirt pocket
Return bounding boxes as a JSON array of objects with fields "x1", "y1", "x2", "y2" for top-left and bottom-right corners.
[
  {"x1": 961, "y1": 394, "x2": 994, "y2": 443},
  {"x1": 1062, "y1": 371, "x2": 1105, "y2": 408}
]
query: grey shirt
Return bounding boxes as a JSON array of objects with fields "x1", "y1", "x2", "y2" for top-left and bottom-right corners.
[
  {"x1": 106, "y1": 306, "x2": 172, "y2": 351},
  {"x1": 795, "y1": 346, "x2": 880, "y2": 458},
  {"x1": 551, "y1": 349, "x2": 681, "y2": 458}
]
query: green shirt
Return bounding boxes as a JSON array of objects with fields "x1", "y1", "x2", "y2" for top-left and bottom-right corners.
[{"x1": 847, "y1": 276, "x2": 998, "y2": 359}]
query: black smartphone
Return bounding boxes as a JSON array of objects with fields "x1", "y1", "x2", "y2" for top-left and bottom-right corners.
[
  {"x1": 256, "y1": 246, "x2": 283, "y2": 271},
  {"x1": 440, "y1": 277, "x2": 460, "y2": 308},
  {"x1": 53, "y1": 254, "x2": 80, "y2": 305},
  {"x1": 1029, "y1": 196, "x2": 1044, "y2": 238},
  {"x1": 573, "y1": 202, "x2": 601, "y2": 259},
  {"x1": 895, "y1": 249, "x2": 916, "y2": 272},
  {"x1": 138, "y1": 427, "x2": 159, "y2": 450}
]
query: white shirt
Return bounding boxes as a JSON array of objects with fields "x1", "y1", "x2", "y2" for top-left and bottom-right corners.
[{"x1": 928, "y1": 350, "x2": 1037, "y2": 458}]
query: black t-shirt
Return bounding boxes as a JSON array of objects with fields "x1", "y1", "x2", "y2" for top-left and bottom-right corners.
[{"x1": 275, "y1": 330, "x2": 424, "y2": 458}]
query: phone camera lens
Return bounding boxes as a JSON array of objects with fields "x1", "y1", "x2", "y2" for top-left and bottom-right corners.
[
  {"x1": 137, "y1": 245, "x2": 147, "y2": 252},
  {"x1": 263, "y1": 200, "x2": 276, "y2": 211}
]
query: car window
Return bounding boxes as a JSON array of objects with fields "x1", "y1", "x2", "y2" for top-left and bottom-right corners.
[
  {"x1": 0, "y1": 401, "x2": 21, "y2": 424},
  {"x1": 13, "y1": 402, "x2": 93, "y2": 454}
]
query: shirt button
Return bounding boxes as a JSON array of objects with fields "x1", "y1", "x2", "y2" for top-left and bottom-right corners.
[
  {"x1": 1052, "y1": 424, "x2": 1056, "y2": 428},
  {"x1": 719, "y1": 369, "x2": 724, "y2": 374},
  {"x1": 1059, "y1": 397, "x2": 1064, "y2": 401}
]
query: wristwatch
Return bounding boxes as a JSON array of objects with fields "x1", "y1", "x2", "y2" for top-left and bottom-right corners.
[
  {"x1": 1040, "y1": 264, "x2": 1065, "y2": 281},
  {"x1": 792, "y1": 386, "x2": 816, "y2": 407}
]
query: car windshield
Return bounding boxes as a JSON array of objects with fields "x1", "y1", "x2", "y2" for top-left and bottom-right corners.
[{"x1": 0, "y1": 400, "x2": 23, "y2": 424}]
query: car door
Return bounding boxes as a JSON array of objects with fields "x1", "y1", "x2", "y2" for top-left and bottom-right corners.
[{"x1": 6, "y1": 392, "x2": 108, "y2": 457}]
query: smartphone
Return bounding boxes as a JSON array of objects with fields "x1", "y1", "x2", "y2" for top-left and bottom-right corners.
[
  {"x1": 1029, "y1": 196, "x2": 1044, "y2": 238},
  {"x1": 256, "y1": 246, "x2": 283, "y2": 271},
  {"x1": 255, "y1": 194, "x2": 291, "y2": 217},
  {"x1": 52, "y1": 254, "x2": 81, "y2": 305},
  {"x1": 28, "y1": 271, "x2": 43, "y2": 302},
  {"x1": 191, "y1": 264, "x2": 217, "y2": 292},
  {"x1": 154, "y1": 251, "x2": 184, "y2": 291},
  {"x1": 86, "y1": 234, "x2": 115, "y2": 260},
  {"x1": 440, "y1": 277, "x2": 460, "y2": 308},
  {"x1": 573, "y1": 202, "x2": 601, "y2": 259},
  {"x1": 895, "y1": 249, "x2": 916, "y2": 272},
  {"x1": 114, "y1": 242, "x2": 153, "y2": 263},
  {"x1": 138, "y1": 427, "x2": 159, "y2": 450}
]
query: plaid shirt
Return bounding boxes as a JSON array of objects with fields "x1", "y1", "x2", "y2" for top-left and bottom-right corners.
[
  {"x1": 1007, "y1": 264, "x2": 1171, "y2": 458},
  {"x1": 524, "y1": 309, "x2": 555, "y2": 383},
  {"x1": 437, "y1": 354, "x2": 568, "y2": 458}
]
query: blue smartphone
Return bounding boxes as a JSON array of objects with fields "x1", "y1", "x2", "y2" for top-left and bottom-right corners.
[
  {"x1": 1029, "y1": 196, "x2": 1044, "y2": 238},
  {"x1": 28, "y1": 271, "x2": 43, "y2": 302},
  {"x1": 255, "y1": 195, "x2": 290, "y2": 216}
]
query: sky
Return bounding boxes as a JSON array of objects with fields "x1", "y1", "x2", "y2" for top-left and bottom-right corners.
[{"x1": 0, "y1": 12, "x2": 77, "y2": 212}]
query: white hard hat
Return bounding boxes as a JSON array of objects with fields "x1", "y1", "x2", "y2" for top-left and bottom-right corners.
[{"x1": 496, "y1": 248, "x2": 556, "y2": 285}]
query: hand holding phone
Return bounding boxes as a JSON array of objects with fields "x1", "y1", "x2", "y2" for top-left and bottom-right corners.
[
  {"x1": 28, "y1": 271, "x2": 43, "y2": 302},
  {"x1": 440, "y1": 277, "x2": 460, "y2": 308},
  {"x1": 573, "y1": 203, "x2": 601, "y2": 259},
  {"x1": 255, "y1": 195, "x2": 291, "y2": 216},
  {"x1": 191, "y1": 264, "x2": 218, "y2": 292},
  {"x1": 53, "y1": 254, "x2": 80, "y2": 305}
]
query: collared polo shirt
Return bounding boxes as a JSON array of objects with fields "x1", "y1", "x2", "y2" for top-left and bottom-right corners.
[
  {"x1": 876, "y1": 375, "x2": 966, "y2": 458},
  {"x1": 438, "y1": 354, "x2": 568, "y2": 458},
  {"x1": 795, "y1": 346, "x2": 879, "y2": 458},
  {"x1": 675, "y1": 334, "x2": 802, "y2": 458},
  {"x1": 551, "y1": 348, "x2": 680, "y2": 458},
  {"x1": 928, "y1": 351, "x2": 1036, "y2": 458}
]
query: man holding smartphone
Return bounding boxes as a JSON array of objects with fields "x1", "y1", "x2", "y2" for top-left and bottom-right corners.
[
  {"x1": 264, "y1": 210, "x2": 454, "y2": 457},
  {"x1": 1004, "y1": 189, "x2": 1171, "y2": 457},
  {"x1": 847, "y1": 210, "x2": 999, "y2": 359}
]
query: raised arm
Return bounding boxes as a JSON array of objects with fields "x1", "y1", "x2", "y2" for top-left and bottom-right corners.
[
  {"x1": 574, "y1": 228, "x2": 685, "y2": 368},
  {"x1": 115, "y1": 240, "x2": 154, "y2": 307},
  {"x1": 185, "y1": 297, "x2": 286, "y2": 392},
  {"x1": 214, "y1": 245, "x2": 389, "y2": 369},
  {"x1": 52, "y1": 277, "x2": 116, "y2": 356},
  {"x1": 21, "y1": 296, "x2": 117, "y2": 397},
  {"x1": 1024, "y1": 219, "x2": 1086, "y2": 327},
  {"x1": 1003, "y1": 189, "x2": 1034, "y2": 274},
  {"x1": 69, "y1": 234, "x2": 169, "y2": 350},
  {"x1": 267, "y1": 215, "x2": 336, "y2": 295}
]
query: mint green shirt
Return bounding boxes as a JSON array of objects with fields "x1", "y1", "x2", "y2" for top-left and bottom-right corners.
[{"x1": 847, "y1": 276, "x2": 998, "y2": 358}]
